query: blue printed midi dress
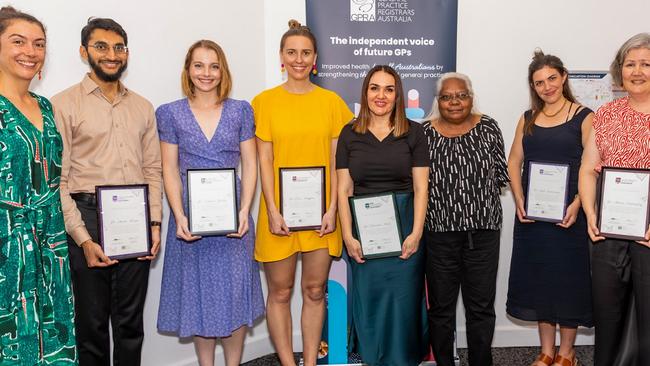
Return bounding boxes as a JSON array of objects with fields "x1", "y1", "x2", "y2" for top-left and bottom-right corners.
[{"x1": 156, "y1": 98, "x2": 264, "y2": 337}]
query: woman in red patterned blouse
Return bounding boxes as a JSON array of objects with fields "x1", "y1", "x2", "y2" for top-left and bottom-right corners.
[{"x1": 579, "y1": 32, "x2": 650, "y2": 366}]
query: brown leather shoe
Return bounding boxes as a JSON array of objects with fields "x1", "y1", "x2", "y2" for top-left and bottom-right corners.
[
  {"x1": 531, "y1": 352, "x2": 554, "y2": 366},
  {"x1": 552, "y1": 353, "x2": 578, "y2": 366}
]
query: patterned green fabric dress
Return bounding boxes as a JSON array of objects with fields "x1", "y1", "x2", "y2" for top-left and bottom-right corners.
[{"x1": 0, "y1": 94, "x2": 77, "y2": 365}]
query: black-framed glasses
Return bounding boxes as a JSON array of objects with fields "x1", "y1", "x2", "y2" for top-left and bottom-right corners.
[
  {"x1": 438, "y1": 92, "x2": 472, "y2": 102},
  {"x1": 87, "y1": 42, "x2": 128, "y2": 55}
]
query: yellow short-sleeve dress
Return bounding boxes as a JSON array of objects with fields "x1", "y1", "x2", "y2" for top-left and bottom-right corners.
[{"x1": 253, "y1": 85, "x2": 354, "y2": 262}]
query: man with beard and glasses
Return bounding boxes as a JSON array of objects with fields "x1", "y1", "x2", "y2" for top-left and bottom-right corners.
[{"x1": 51, "y1": 17, "x2": 162, "y2": 366}]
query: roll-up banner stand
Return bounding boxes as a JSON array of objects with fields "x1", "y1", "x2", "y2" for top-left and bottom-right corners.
[{"x1": 306, "y1": 1, "x2": 458, "y2": 364}]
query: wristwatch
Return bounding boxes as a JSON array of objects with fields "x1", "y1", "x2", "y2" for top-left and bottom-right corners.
[{"x1": 150, "y1": 221, "x2": 162, "y2": 227}]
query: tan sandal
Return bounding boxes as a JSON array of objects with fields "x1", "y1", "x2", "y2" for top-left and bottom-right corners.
[
  {"x1": 552, "y1": 354, "x2": 578, "y2": 366},
  {"x1": 531, "y1": 353, "x2": 554, "y2": 366}
]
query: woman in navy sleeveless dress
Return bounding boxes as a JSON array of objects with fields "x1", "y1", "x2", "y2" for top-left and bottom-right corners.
[{"x1": 507, "y1": 51, "x2": 593, "y2": 366}]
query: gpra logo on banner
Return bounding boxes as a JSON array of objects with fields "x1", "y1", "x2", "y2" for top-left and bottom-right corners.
[{"x1": 350, "y1": 0, "x2": 376, "y2": 22}]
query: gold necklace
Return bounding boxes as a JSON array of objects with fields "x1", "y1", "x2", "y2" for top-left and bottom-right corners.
[{"x1": 542, "y1": 99, "x2": 567, "y2": 118}]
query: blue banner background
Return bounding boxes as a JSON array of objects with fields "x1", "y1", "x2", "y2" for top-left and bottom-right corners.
[{"x1": 307, "y1": 0, "x2": 457, "y2": 120}]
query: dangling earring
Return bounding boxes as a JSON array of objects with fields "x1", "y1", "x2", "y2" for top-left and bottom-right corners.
[
  {"x1": 38, "y1": 70, "x2": 42, "y2": 80},
  {"x1": 281, "y1": 63, "x2": 285, "y2": 73},
  {"x1": 311, "y1": 64, "x2": 317, "y2": 75}
]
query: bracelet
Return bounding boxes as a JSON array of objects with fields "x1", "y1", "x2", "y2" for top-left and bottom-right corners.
[{"x1": 150, "y1": 221, "x2": 162, "y2": 227}]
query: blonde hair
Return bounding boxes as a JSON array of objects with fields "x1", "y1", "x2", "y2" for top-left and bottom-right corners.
[
  {"x1": 181, "y1": 40, "x2": 232, "y2": 102},
  {"x1": 280, "y1": 19, "x2": 317, "y2": 53}
]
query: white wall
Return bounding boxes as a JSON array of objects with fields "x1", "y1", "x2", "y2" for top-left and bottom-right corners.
[
  {"x1": 11, "y1": 0, "x2": 650, "y2": 364},
  {"x1": 264, "y1": 0, "x2": 650, "y2": 350},
  {"x1": 17, "y1": 1, "x2": 268, "y2": 365},
  {"x1": 455, "y1": 0, "x2": 649, "y2": 347}
]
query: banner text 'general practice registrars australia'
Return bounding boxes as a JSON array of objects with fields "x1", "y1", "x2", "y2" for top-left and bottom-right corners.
[{"x1": 307, "y1": 0, "x2": 458, "y2": 121}]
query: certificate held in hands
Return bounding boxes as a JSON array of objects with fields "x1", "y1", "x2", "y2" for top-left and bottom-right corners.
[
  {"x1": 598, "y1": 167, "x2": 650, "y2": 241},
  {"x1": 96, "y1": 184, "x2": 151, "y2": 260},
  {"x1": 279, "y1": 166, "x2": 326, "y2": 231},
  {"x1": 350, "y1": 192, "x2": 403, "y2": 259},
  {"x1": 525, "y1": 161, "x2": 570, "y2": 222},
  {"x1": 187, "y1": 168, "x2": 239, "y2": 236}
]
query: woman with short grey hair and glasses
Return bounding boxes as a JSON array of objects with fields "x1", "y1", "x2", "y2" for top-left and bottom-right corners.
[{"x1": 422, "y1": 72, "x2": 509, "y2": 366}]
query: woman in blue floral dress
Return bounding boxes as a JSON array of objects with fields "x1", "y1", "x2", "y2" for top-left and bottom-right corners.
[{"x1": 156, "y1": 40, "x2": 264, "y2": 366}]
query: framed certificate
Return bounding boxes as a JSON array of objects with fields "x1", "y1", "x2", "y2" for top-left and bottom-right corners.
[
  {"x1": 96, "y1": 184, "x2": 151, "y2": 260},
  {"x1": 598, "y1": 167, "x2": 650, "y2": 241},
  {"x1": 349, "y1": 192, "x2": 403, "y2": 259},
  {"x1": 187, "y1": 168, "x2": 239, "y2": 236},
  {"x1": 525, "y1": 161, "x2": 570, "y2": 222},
  {"x1": 279, "y1": 166, "x2": 325, "y2": 231}
]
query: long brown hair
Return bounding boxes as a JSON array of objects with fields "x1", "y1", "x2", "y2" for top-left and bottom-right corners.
[
  {"x1": 353, "y1": 65, "x2": 409, "y2": 137},
  {"x1": 524, "y1": 49, "x2": 577, "y2": 135}
]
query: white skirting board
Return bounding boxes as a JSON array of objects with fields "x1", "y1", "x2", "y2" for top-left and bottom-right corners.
[
  {"x1": 321, "y1": 361, "x2": 457, "y2": 366},
  {"x1": 163, "y1": 326, "x2": 592, "y2": 365},
  {"x1": 468, "y1": 325, "x2": 595, "y2": 348},
  {"x1": 161, "y1": 332, "x2": 461, "y2": 366}
]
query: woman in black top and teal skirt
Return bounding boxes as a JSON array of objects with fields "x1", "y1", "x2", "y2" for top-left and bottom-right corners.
[
  {"x1": 336, "y1": 65, "x2": 430, "y2": 365},
  {"x1": 422, "y1": 72, "x2": 509, "y2": 366}
]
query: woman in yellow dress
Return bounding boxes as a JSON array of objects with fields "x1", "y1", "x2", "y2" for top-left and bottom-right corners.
[{"x1": 253, "y1": 20, "x2": 353, "y2": 366}]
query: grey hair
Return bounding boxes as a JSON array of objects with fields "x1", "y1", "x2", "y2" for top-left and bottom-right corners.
[
  {"x1": 425, "y1": 72, "x2": 481, "y2": 121},
  {"x1": 610, "y1": 32, "x2": 650, "y2": 87}
]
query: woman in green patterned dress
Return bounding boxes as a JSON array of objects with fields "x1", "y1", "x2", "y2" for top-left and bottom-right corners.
[{"x1": 0, "y1": 7, "x2": 77, "y2": 365}]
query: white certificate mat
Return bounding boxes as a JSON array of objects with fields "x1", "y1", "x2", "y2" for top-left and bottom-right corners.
[
  {"x1": 598, "y1": 167, "x2": 650, "y2": 240},
  {"x1": 350, "y1": 193, "x2": 403, "y2": 259},
  {"x1": 525, "y1": 161, "x2": 570, "y2": 222},
  {"x1": 187, "y1": 169, "x2": 238, "y2": 236},
  {"x1": 279, "y1": 167, "x2": 325, "y2": 231},
  {"x1": 97, "y1": 185, "x2": 151, "y2": 259}
]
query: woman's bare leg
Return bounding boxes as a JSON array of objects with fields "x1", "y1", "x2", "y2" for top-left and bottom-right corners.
[
  {"x1": 300, "y1": 249, "x2": 332, "y2": 366},
  {"x1": 222, "y1": 326, "x2": 247, "y2": 366},
  {"x1": 264, "y1": 254, "x2": 299, "y2": 366}
]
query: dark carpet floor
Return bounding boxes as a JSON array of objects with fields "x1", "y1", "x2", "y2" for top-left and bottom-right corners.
[{"x1": 241, "y1": 345, "x2": 594, "y2": 365}]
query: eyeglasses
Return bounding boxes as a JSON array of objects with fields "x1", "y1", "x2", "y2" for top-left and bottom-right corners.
[
  {"x1": 438, "y1": 92, "x2": 472, "y2": 102},
  {"x1": 87, "y1": 42, "x2": 128, "y2": 55}
]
